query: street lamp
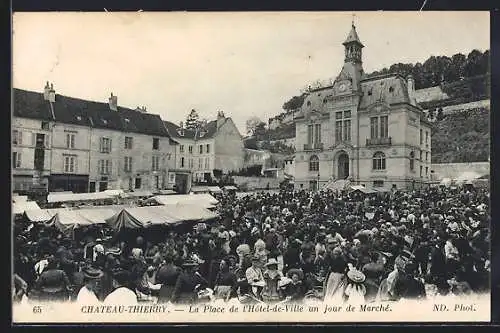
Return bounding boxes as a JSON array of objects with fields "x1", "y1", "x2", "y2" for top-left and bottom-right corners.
[{"x1": 317, "y1": 173, "x2": 320, "y2": 191}]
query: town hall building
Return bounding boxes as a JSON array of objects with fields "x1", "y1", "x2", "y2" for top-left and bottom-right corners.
[{"x1": 294, "y1": 23, "x2": 432, "y2": 191}]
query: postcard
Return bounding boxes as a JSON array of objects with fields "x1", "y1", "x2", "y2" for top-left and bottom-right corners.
[{"x1": 11, "y1": 11, "x2": 491, "y2": 323}]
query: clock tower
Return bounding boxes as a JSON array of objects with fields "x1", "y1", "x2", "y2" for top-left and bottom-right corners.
[{"x1": 333, "y1": 22, "x2": 365, "y2": 94}]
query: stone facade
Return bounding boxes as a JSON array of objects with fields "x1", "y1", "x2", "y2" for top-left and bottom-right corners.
[
  {"x1": 13, "y1": 85, "x2": 176, "y2": 193},
  {"x1": 293, "y1": 24, "x2": 432, "y2": 191}
]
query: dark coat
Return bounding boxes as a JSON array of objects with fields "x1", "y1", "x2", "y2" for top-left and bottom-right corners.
[{"x1": 171, "y1": 271, "x2": 209, "y2": 304}]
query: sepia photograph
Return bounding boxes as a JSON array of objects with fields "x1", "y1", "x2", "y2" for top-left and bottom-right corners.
[{"x1": 11, "y1": 11, "x2": 491, "y2": 323}]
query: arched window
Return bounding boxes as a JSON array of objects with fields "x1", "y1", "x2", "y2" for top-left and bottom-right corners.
[
  {"x1": 409, "y1": 151, "x2": 415, "y2": 171},
  {"x1": 372, "y1": 152, "x2": 386, "y2": 170},
  {"x1": 309, "y1": 155, "x2": 319, "y2": 172}
]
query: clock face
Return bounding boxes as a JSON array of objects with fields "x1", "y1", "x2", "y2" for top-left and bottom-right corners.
[{"x1": 338, "y1": 83, "x2": 347, "y2": 92}]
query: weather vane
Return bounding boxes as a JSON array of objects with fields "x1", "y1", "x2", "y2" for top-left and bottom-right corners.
[{"x1": 352, "y1": 13, "x2": 357, "y2": 27}]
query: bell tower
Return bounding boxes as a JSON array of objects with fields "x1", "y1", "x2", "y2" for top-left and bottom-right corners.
[{"x1": 343, "y1": 18, "x2": 364, "y2": 65}]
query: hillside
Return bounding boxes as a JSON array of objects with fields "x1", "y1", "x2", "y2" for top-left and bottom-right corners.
[{"x1": 431, "y1": 107, "x2": 489, "y2": 163}]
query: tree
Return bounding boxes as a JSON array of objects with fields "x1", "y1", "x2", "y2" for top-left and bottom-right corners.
[
  {"x1": 185, "y1": 109, "x2": 200, "y2": 130},
  {"x1": 246, "y1": 116, "x2": 266, "y2": 136},
  {"x1": 283, "y1": 94, "x2": 306, "y2": 111},
  {"x1": 254, "y1": 122, "x2": 267, "y2": 138}
]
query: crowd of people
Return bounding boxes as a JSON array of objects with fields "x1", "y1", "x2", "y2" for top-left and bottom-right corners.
[{"x1": 13, "y1": 185, "x2": 490, "y2": 306}]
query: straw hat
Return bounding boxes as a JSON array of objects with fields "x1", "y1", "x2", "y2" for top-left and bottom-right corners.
[
  {"x1": 265, "y1": 258, "x2": 279, "y2": 267},
  {"x1": 347, "y1": 269, "x2": 366, "y2": 284}
]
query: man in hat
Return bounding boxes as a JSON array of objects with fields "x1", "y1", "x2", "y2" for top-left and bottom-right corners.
[
  {"x1": 103, "y1": 268, "x2": 137, "y2": 304},
  {"x1": 156, "y1": 253, "x2": 181, "y2": 303},
  {"x1": 76, "y1": 266, "x2": 104, "y2": 303},
  {"x1": 171, "y1": 259, "x2": 209, "y2": 304},
  {"x1": 245, "y1": 254, "x2": 265, "y2": 298}
]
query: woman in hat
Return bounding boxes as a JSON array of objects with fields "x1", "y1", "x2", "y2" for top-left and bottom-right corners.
[
  {"x1": 213, "y1": 258, "x2": 238, "y2": 301},
  {"x1": 281, "y1": 268, "x2": 306, "y2": 301},
  {"x1": 32, "y1": 256, "x2": 71, "y2": 302},
  {"x1": 344, "y1": 267, "x2": 367, "y2": 304},
  {"x1": 76, "y1": 267, "x2": 103, "y2": 303},
  {"x1": 261, "y1": 258, "x2": 284, "y2": 303},
  {"x1": 171, "y1": 259, "x2": 209, "y2": 304}
]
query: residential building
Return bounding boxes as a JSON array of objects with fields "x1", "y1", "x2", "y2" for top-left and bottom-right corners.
[
  {"x1": 163, "y1": 111, "x2": 244, "y2": 183},
  {"x1": 294, "y1": 23, "x2": 432, "y2": 191},
  {"x1": 13, "y1": 83, "x2": 176, "y2": 193}
]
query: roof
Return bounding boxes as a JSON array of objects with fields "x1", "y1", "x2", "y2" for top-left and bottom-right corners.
[
  {"x1": 13, "y1": 88, "x2": 170, "y2": 137},
  {"x1": 358, "y1": 74, "x2": 413, "y2": 109},
  {"x1": 343, "y1": 24, "x2": 364, "y2": 47},
  {"x1": 163, "y1": 118, "x2": 226, "y2": 140}
]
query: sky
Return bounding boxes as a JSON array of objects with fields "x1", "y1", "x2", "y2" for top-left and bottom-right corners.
[{"x1": 13, "y1": 11, "x2": 490, "y2": 134}]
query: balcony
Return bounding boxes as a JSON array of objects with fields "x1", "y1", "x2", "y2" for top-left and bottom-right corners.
[
  {"x1": 304, "y1": 142, "x2": 324, "y2": 151},
  {"x1": 366, "y1": 137, "x2": 392, "y2": 147}
]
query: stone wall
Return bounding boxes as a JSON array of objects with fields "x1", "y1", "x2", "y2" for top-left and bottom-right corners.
[{"x1": 431, "y1": 162, "x2": 490, "y2": 180}]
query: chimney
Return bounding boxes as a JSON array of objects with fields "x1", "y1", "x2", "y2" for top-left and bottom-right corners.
[
  {"x1": 108, "y1": 93, "x2": 118, "y2": 111},
  {"x1": 179, "y1": 121, "x2": 184, "y2": 128},
  {"x1": 407, "y1": 75, "x2": 416, "y2": 105},
  {"x1": 48, "y1": 83, "x2": 56, "y2": 103},
  {"x1": 43, "y1": 81, "x2": 50, "y2": 100},
  {"x1": 217, "y1": 111, "x2": 225, "y2": 129}
]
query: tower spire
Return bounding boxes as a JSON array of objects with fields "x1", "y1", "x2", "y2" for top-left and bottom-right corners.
[{"x1": 343, "y1": 19, "x2": 364, "y2": 64}]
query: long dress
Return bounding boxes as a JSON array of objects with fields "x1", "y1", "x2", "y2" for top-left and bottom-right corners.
[{"x1": 324, "y1": 255, "x2": 348, "y2": 302}]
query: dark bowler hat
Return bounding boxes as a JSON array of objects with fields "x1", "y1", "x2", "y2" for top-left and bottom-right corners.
[{"x1": 111, "y1": 268, "x2": 131, "y2": 284}]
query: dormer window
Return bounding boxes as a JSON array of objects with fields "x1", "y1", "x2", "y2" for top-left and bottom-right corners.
[
  {"x1": 177, "y1": 128, "x2": 184, "y2": 136},
  {"x1": 199, "y1": 130, "x2": 206, "y2": 137}
]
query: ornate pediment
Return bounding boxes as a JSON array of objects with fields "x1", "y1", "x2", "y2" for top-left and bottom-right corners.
[
  {"x1": 364, "y1": 101, "x2": 391, "y2": 114},
  {"x1": 305, "y1": 109, "x2": 328, "y2": 122},
  {"x1": 331, "y1": 141, "x2": 354, "y2": 150}
]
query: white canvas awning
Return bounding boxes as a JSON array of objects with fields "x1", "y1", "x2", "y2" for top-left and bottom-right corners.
[
  {"x1": 47, "y1": 192, "x2": 113, "y2": 203},
  {"x1": 12, "y1": 195, "x2": 28, "y2": 203},
  {"x1": 150, "y1": 193, "x2": 218, "y2": 209},
  {"x1": 121, "y1": 191, "x2": 154, "y2": 198},
  {"x1": 207, "y1": 186, "x2": 222, "y2": 193},
  {"x1": 455, "y1": 171, "x2": 483, "y2": 183},
  {"x1": 13, "y1": 201, "x2": 41, "y2": 215}
]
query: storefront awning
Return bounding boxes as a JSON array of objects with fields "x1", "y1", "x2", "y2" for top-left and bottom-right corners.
[
  {"x1": 47, "y1": 192, "x2": 113, "y2": 203},
  {"x1": 13, "y1": 201, "x2": 41, "y2": 215}
]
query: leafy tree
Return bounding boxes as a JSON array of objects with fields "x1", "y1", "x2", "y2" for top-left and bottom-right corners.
[
  {"x1": 283, "y1": 94, "x2": 306, "y2": 111},
  {"x1": 185, "y1": 109, "x2": 200, "y2": 130},
  {"x1": 246, "y1": 116, "x2": 266, "y2": 136},
  {"x1": 254, "y1": 122, "x2": 267, "y2": 138}
]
